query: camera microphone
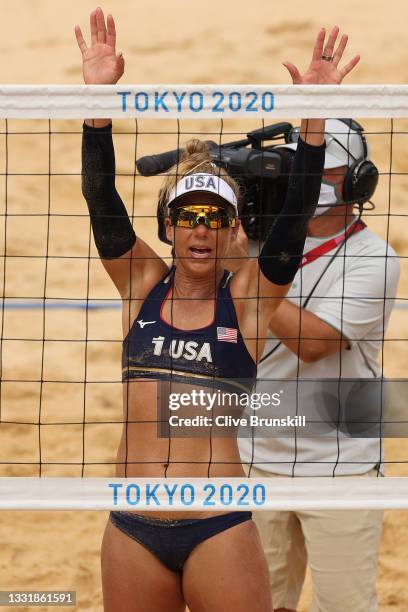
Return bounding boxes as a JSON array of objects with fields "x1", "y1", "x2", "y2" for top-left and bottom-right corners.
[
  {"x1": 136, "y1": 148, "x2": 183, "y2": 176},
  {"x1": 137, "y1": 141, "x2": 218, "y2": 176}
]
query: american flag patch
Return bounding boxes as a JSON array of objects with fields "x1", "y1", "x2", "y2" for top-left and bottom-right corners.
[{"x1": 217, "y1": 326, "x2": 238, "y2": 343}]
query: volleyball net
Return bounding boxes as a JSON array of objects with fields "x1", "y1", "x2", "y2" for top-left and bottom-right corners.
[{"x1": 0, "y1": 84, "x2": 407, "y2": 510}]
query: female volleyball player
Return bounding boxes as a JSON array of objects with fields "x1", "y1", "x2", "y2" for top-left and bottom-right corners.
[{"x1": 75, "y1": 9, "x2": 359, "y2": 612}]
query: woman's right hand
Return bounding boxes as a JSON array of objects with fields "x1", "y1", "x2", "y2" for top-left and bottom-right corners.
[{"x1": 75, "y1": 7, "x2": 124, "y2": 85}]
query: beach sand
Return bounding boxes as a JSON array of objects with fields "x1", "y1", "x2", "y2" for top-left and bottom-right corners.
[{"x1": 0, "y1": 0, "x2": 407, "y2": 609}]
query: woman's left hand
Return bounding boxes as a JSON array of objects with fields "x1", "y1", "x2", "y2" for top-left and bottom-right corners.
[{"x1": 283, "y1": 26, "x2": 360, "y2": 85}]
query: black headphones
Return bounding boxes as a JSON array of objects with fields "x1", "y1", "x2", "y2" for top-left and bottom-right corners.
[
  {"x1": 286, "y1": 118, "x2": 379, "y2": 205},
  {"x1": 341, "y1": 119, "x2": 379, "y2": 204},
  {"x1": 157, "y1": 190, "x2": 171, "y2": 244}
]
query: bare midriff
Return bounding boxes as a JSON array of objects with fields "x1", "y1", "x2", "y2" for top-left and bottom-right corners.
[{"x1": 114, "y1": 379, "x2": 246, "y2": 519}]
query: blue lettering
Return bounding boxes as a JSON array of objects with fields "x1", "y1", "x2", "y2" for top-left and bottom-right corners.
[
  {"x1": 135, "y1": 92, "x2": 149, "y2": 112},
  {"x1": 190, "y1": 91, "x2": 204, "y2": 112},
  {"x1": 173, "y1": 91, "x2": 187, "y2": 112},
  {"x1": 236, "y1": 484, "x2": 250, "y2": 506},
  {"x1": 118, "y1": 89, "x2": 272, "y2": 114},
  {"x1": 245, "y1": 92, "x2": 258, "y2": 112},
  {"x1": 146, "y1": 484, "x2": 160, "y2": 505},
  {"x1": 203, "y1": 483, "x2": 216, "y2": 505},
  {"x1": 207, "y1": 176, "x2": 216, "y2": 189},
  {"x1": 253, "y1": 484, "x2": 266, "y2": 506},
  {"x1": 155, "y1": 91, "x2": 169, "y2": 112},
  {"x1": 229, "y1": 92, "x2": 242, "y2": 112},
  {"x1": 118, "y1": 91, "x2": 131, "y2": 112},
  {"x1": 108, "y1": 483, "x2": 122, "y2": 505},
  {"x1": 164, "y1": 484, "x2": 178, "y2": 506},
  {"x1": 196, "y1": 175, "x2": 205, "y2": 188},
  {"x1": 212, "y1": 91, "x2": 224, "y2": 113},
  {"x1": 185, "y1": 177, "x2": 193, "y2": 190},
  {"x1": 220, "y1": 484, "x2": 233, "y2": 505},
  {"x1": 180, "y1": 484, "x2": 195, "y2": 506},
  {"x1": 261, "y1": 92, "x2": 274, "y2": 112},
  {"x1": 126, "y1": 484, "x2": 141, "y2": 506}
]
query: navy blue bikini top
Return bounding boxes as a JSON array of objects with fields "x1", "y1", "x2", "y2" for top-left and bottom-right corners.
[{"x1": 122, "y1": 268, "x2": 256, "y2": 393}]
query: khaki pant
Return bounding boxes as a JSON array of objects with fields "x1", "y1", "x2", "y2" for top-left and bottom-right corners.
[{"x1": 248, "y1": 466, "x2": 383, "y2": 612}]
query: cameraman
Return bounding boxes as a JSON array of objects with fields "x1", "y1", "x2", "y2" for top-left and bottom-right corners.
[{"x1": 239, "y1": 119, "x2": 400, "y2": 612}]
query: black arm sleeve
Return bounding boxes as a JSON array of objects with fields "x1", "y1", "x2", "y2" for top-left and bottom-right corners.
[
  {"x1": 259, "y1": 137, "x2": 325, "y2": 285},
  {"x1": 82, "y1": 122, "x2": 136, "y2": 259}
]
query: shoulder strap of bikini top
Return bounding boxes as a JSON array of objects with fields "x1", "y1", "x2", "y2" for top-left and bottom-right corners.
[
  {"x1": 221, "y1": 269, "x2": 233, "y2": 289},
  {"x1": 137, "y1": 266, "x2": 175, "y2": 318},
  {"x1": 162, "y1": 265, "x2": 176, "y2": 286},
  {"x1": 216, "y1": 270, "x2": 239, "y2": 327}
]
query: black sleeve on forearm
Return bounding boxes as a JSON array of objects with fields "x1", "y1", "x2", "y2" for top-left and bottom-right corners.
[
  {"x1": 259, "y1": 137, "x2": 325, "y2": 285},
  {"x1": 82, "y1": 122, "x2": 136, "y2": 259}
]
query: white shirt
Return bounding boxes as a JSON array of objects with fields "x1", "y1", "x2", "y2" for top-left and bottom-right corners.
[{"x1": 239, "y1": 220, "x2": 400, "y2": 476}]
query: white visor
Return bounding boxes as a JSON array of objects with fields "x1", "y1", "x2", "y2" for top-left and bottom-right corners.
[
  {"x1": 167, "y1": 173, "x2": 238, "y2": 214},
  {"x1": 280, "y1": 119, "x2": 368, "y2": 169}
]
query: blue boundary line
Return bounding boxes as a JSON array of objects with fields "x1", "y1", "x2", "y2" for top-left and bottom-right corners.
[
  {"x1": 0, "y1": 300, "x2": 122, "y2": 310},
  {"x1": 0, "y1": 300, "x2": 407, "y2": 310}
]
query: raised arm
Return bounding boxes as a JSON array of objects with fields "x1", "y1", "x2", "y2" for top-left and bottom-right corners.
[
  {"x1": 258, "y1": 27, "x2": 360, "y2": 298},
  {"x1": 231, "y1": 26, "x2": 360, "y2": 361},
  {"x1": 75, "y1": 8, "x2": 167, "y2": 299},
  {"x1": 234, "y1": 27, "x2": 359, "y2": 296}
]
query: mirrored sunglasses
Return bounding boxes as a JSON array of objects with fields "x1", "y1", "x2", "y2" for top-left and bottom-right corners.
[{"x1": 170, "y1": 205, "x2": 237, "y2": 229}]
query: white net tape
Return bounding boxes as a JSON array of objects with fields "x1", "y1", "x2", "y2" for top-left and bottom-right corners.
[
  {"x1": 1, "y1": 84, "x2": 408, "y2": 118},
  {"x1": 0, "y1": 85, "x2": 407, "y2": 509},
  {"x1": 1, "y1": 477, "x2": 407, "y2": 511}
]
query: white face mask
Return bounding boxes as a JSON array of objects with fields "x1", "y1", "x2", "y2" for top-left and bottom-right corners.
[{"x1": 313, "y1": 181, "x2": 340, "y2": 217}]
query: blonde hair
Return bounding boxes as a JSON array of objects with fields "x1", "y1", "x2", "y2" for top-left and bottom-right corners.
[{"x1": 158, "y1": 139, "x2": 240, "y2": 210}]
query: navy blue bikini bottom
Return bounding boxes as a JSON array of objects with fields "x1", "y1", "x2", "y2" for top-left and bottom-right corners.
[{"x1": 110, "y1": 510, "x2": 252, "y2": 574}]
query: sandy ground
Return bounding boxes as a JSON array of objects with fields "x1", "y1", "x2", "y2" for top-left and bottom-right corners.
[{"x1": 0, "y1": 0, "x2": 407, "y2": 610}]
